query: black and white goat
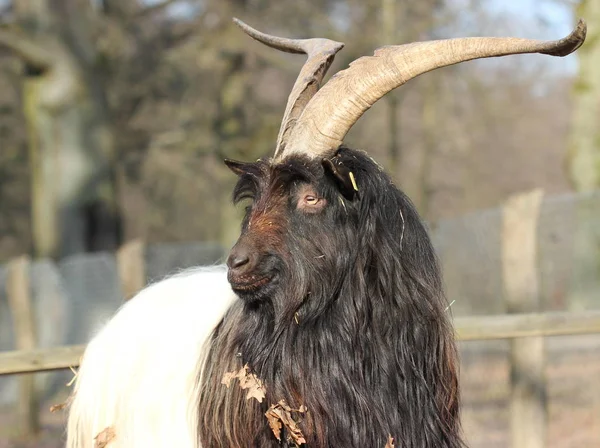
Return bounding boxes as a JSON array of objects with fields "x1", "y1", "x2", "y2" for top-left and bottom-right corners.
[{"x1": 65, "y1": 18, "x2": 586, "y2": 448}]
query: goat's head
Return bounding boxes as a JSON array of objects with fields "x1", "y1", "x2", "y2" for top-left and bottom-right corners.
[
  {"x1": 225, "y1": 148, "x2": 401, "y2": 311},
  {"x1": 225, "y1": 155, "x2": 333, "y2": 304},
  {"x1": 225, "y1": 18, "x2": 586, "y2": 309}
]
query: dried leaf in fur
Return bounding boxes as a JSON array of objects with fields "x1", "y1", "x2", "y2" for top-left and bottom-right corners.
[
  {"x1": 385, "y1": 435, "x2": 395, "y2": 448},
  {"x1": 221, "y1": 369, "x2": 239, "y2": 388},
  {"x1": 265, "y1": 400, "x2": 307, "y2": 445},
  {"x1": 244, "y1": 379, "x2": 267, "y2": 402},
  {"x1": 49, "y1": 402, "x2": 67, "y2": 413},
  {"x1": 94, "y1": 427, "x2": 116, "y2": 448},
  {"x1": 238, "y1": 371, "x2": 267, "y2": 403},
  {"x1": 266, "y1": 408, "x2": 284, "y2": 441},
  {"x1": 221, "y1": 364, "x2": 267, "y2": 403}
]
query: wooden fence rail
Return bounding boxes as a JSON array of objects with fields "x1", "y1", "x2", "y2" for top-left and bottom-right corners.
[
  {"x1": 456, "y1": 310, "x2": 600, "y2": 341},
  {"x1": 0, "y1": 345, "x2": 86, "y2": 376},
  {"x1": 1, "y1": 310, "x2": 600, "y2": 376}
]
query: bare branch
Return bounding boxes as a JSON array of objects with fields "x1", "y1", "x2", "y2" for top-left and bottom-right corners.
[{"x1": 0, "y1": 27, "x2": 51, "y2": 69}]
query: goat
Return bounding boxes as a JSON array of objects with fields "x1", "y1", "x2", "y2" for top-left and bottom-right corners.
[
  {"x1": 65, "y1": 18, "x2": 586, "y2": 448},
  {"x1": 66, "y1": 266, "x2": 236, "y2": 448}
]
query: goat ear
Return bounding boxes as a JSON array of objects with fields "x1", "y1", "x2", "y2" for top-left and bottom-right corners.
[
  {"x1": 224, "y1": 159, "x2": 252, "y2": 177},
  {"x1": 322, "y1": 158, "x2": 357, "y2": 201}
]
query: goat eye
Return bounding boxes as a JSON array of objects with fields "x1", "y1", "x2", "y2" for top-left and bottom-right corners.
[{"x1": 296, "y1": 187, "x2": 326, "y2": 212}]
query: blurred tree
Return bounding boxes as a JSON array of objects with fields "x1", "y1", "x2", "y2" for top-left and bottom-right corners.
[
  {"x1": 0, "y1": 0, "x2": 210, "y2": 257},
  {"x1": 381, "y1": 0, "x2": 400, "y2": 174},
  {"x1": 0, "y1": 55, "x2": 30, "y2": 259},
  {"x1": 567, "y1": 0, "x2": 600, "y2": 191},
  {"x1": 381, "y1": 0, "x2": 443, "y2": 218},
  {"x1": 0, "y1": 0, "x2": 584, "y2": 261},
  {"x1": 0, "y1": 0, "x2": 119, "y2": 257}
]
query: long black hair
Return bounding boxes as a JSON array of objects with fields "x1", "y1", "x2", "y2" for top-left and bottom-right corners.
[{"x1": 198, "y1": 146, "x2": 462, "y2": 447}]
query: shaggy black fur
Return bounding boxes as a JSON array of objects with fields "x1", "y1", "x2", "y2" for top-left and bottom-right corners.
[{"x1": 198, "y1": 146, "x2": 463, "y2": 448}]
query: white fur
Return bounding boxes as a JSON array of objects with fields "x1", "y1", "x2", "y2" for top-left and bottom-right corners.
[{"x1": 66, "y1": 265, "x2": 237, "y2": 448}]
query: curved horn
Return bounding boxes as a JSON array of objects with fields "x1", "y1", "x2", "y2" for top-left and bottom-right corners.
[
  {"x1": 233, "y1": 18, "x2": 344, "y2": 158},
  {"x1": 280, "y1": 19, "x2": 587, "y2": 160}
]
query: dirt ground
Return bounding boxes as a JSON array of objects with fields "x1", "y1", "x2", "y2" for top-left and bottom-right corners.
[{"x1": 1, "y1": 336, "x2": 599, "y2": 447}]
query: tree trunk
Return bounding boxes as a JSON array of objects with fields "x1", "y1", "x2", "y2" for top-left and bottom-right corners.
[
  {"x1": 417, "y1": 74, "x2": 439, "y2": 220},
  {"x1": 27, "y1": 51, "x2": 119, "y2": 259},
  {"x1": 567, "y1": 0, "x2": 600, "y2": 191},
  {"x1": 382, "y1": 0, "x2": 400, "y2": 175},
  {"x1": 6, "y1": 0, "x2": 121, "y2": 258}
]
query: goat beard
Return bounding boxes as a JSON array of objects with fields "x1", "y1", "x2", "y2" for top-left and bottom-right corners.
[{"x1": 198, "y1": 251, "x2": 461, "y2": 448}]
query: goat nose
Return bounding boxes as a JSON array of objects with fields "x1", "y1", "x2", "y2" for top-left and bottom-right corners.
[{"x1": 227, "y1": 247, "x2": 251, "y2": 270}]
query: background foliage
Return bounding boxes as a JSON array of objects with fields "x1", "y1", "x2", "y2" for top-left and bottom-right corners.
[{"x1": 0, "y1": 0, "x2": 597, "y2": 262}]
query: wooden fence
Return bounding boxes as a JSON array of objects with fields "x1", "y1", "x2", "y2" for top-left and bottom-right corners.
[
  {"x1": 0, "y1": 240, "x2": 148, "y2": 438},
  {"x1": 1, "y1": 310, "x2": 600, "y2": 377},
  {"x1": 0, "y1": 310, "x2": 599, "y2": 448},
  {"x1": 1, "y1": 190, "x2": 599, "y2": 447}
]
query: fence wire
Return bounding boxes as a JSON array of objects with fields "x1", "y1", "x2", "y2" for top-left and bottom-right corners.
[{"x1": 0, "y1": 192, "x2": 599, "y2": 447}]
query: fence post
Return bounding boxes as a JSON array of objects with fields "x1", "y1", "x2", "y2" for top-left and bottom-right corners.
[
  {"x1": 117, "y1": 239, "x2": 146, "y2": 300},
  {"x1": 502, "y1": 189, "x2": 545, "y2": 448},
  {"x1": 6, "y1": 255, "x2": 39, "y2": 437}
]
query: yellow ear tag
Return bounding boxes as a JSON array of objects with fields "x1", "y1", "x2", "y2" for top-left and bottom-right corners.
[{"x1": 349, "y1": 172, "x2": 359, "y2": 191}]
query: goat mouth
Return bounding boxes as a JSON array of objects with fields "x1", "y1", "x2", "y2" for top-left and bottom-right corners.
[{"x1": 228, "y1": 275, "x2": 273, "y2": 293}]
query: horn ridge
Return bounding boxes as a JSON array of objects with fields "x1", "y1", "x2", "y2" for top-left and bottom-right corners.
[
  {"x1": 233, "y1": 18, "x2": 344, "y2": 158},
  {"x1": 280, "y1": 19, "x2": 587, "y2": 160}
]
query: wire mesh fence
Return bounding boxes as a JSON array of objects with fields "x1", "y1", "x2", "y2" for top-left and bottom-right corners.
[
  {"x1": 0, "y1": 191, "x2": 599, "y2": 446},
  {"x1": 435, "y1": 189, "x2": 600, "y2": 317},
  {"x1": 433, "y1": 190, "x2": 600, "y2": 447},
  {"x1": 0, "y1": 242, "x2": 225, "y2": 408}
]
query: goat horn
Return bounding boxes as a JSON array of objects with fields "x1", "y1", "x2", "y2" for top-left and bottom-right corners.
[
  {"x1": 280, "y1": 19, "x2": 587, "y2": 160},
  {"x1": 233, "y1": 18, "x2": 344, "y2": 158}
]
